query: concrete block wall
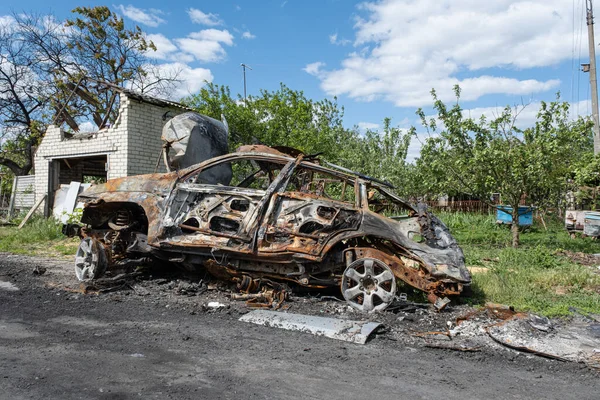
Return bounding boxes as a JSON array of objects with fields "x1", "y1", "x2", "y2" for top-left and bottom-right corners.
[
  {"x1": 125, "y1": 100, "x2": 183, "y2": 176},
  {"x1": 34, "y1": 93, "x2": 184, "y2": 211},
  {"x1": 34, "y1": 99, "x2": 127, "y2": 211}
]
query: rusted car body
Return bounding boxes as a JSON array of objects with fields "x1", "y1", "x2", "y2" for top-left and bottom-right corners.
[{"x1": 75, "y1": 146, "x2": 471, "y2": 312}]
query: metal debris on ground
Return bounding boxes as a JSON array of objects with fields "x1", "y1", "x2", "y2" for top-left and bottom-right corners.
[
  {"x1": 239, "y1": 310, "x2": 382, "y2": 344},
  {"x1": 228, "y1": 273, "x2": 288, "y2": 309},
  {"x1": 175, "y1": 280, "x2": 207, "y2": 296},
  {"x1": 231, "y1": 288, "x2": 287, "y2": 309},
  {"x1": 486, "y1": 313, "x2": 600, "y2": 366},
  {"x1": 423, "y1": 342, "x2": 482, "y2": 352},
  {"x1": 131, "y1": 284, "x2": 150, "y2": 296},
  {"x1": 408, "y1": 302, "x2": 600, "y2": 367},
  {"x1": 433, "y1": 296, "x2": 451, "y2": 311}
]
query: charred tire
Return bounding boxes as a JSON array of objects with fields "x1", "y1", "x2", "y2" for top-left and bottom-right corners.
[
  {"x1": 341, "y1": 258, "x2": 397, "y2": 313},
  {"x1": 75, "y1": 237, "x2": 108, "y2": 281}
]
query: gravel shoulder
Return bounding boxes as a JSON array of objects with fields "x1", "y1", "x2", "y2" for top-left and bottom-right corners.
[{"x1": 1, "y1": 252, "x2": 599, "y2": 400}]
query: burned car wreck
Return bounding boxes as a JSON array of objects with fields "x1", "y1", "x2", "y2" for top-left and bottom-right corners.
[{"x1": 75, "y1": 145, "x2": 471, "y2": 312}]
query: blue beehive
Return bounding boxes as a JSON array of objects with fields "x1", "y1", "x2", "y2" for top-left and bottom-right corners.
[{"x1": 496, "y1": 206, "x2": 534, "y2": 226}]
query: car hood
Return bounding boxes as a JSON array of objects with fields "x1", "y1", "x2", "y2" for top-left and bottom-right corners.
[{"x1": 361, "y1": 211, "x2": 471, "y2": 284}]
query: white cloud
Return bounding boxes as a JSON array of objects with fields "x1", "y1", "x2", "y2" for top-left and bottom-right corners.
[
  {"x1": 329, "y1": 33, "x2": 350, "y2": 46},
  {"x1": 189, "y1": 29, "x2": 234, "y2": 45},
  {"x1": 175, "y1": 29, "x2": 234, "y2": 63},
  {"x1": 357, "y1": 122, "x2": 380, "y2": 132},
  {"x1": 154, "y1": 62, "x2": 214, "y2": 99},
  {"x1": 79, "y1": 121, "x2": 98, "y2": 132},
  {"x1": 187, "y1": 8, "x2": 222, "y2": 26},
  {"x1": 175, "y1": 38, "x2": 227, "y2": 63},
  {"x1": 146, "y1": 33, "x2": 178, "y2": 59},
  {"x1": 116, "y1": 5, "x2": 166, "y2": 27},
  {"x1": 242, "y1": 31, "x2": 256, "y2": 40},
  {"x1": 303, "y1": 62, "x2": 326, "y2": 75},
  {"x1": 308, "y1": 0, "x2": 578, "y2": 108},
  {"x1": 0, "y1": 15, "x2": 16, "y2": 30},
  {"x1": 146, "y1": 30, "x2": 234, "y2": 64},
  {"x1": 571, "y1": 99, "x2": 592, "y2": 119}
]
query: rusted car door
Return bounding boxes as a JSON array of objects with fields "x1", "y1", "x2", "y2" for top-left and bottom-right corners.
[
  {"x1": 166, "y1": 183, "x2": 267, "y2": 252},
  {"x1": 257, "y1": 166, "x2": 362, "y2": 258},
  {"x1": 159, "y1": 170, "x2": 266, "y2": 253},
  {"x1": 160, "y1": 155, "x2": 297, "y2": 254}
]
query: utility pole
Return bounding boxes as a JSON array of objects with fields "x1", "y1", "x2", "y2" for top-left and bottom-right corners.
[
  {"x1": 586, "y1": 0, "x2": 600, "y2": 154},
  {"x1": 240, "y1": 63, "x2": 252, "y2": 105}
]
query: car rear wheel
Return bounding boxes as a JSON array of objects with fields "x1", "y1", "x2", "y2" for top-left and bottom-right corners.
[{"x1": 341, "y1": 258, "x2": 397, "y2": 313}]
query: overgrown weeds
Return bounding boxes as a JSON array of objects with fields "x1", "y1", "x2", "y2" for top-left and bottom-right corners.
[
  {"x1": 439, "y1": 212, "x2": 600, "y2": 316},
  {"x1": 0, "y1": 216, "x2": 79, "y2": 257}
]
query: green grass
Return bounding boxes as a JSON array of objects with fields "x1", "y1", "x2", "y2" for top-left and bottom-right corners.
[
  {"x1": 439, "y1": 212, "x2": 600, "y2": 316},
  {"x1": 0, "y1": 216, "x2": 79, "y2": 258},
  {"x1": 1, "y1": 212, "x2": 599, "y2": 316}
]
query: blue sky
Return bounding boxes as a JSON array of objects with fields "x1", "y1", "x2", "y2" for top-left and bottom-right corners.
[{"x1": 0, "y1": 0, "x2": 597, "y2": 158}]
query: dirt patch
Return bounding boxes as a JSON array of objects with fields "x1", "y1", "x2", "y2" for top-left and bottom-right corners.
[{"x1": 556, "y1": 250, "x2": 600, "y2": 268}]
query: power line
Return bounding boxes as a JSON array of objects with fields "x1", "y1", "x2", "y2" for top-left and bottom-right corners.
[
  {"x1": 240, "y1": 63, "x2": 252, "y2": 105},
  {"x1": 585, "y1": 0, "x2": 600, "y2": 154}
]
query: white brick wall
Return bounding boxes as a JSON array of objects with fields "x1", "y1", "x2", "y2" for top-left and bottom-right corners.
[{"x1": 34, "y1": 94, "x2": 184, "y2": 211}]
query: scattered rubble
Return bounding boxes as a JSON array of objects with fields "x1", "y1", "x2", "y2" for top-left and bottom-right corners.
[
  {"x1": 206, "y1": 301, "x2": 226, "y2": 309},
  {"x1": 10, "y1": 247, "x2": 598, "y2": 370}
]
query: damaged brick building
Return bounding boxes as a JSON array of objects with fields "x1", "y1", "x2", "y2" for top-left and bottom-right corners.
[{"x1": 34, "y1": 88, "x2": 188, "y2": 217}]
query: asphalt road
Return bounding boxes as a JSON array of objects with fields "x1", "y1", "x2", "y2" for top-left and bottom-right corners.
[{"x1": 1, "y1": 253, "x2": 599, "y2": 400}]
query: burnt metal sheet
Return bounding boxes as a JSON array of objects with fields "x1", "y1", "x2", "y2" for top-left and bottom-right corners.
[{"x1": 239, "y1": 310, "x2": 382, "y2": 344}]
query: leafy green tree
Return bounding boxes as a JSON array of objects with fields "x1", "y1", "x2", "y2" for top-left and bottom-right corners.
[
  {"x1": 570, "y1": 154, "x2": 600, "y2": 209},
  {"x1": 417, "y1": 86, "x2": 592, "y2": 247},
  {"x1": 183, "y1": 83, "x2": 416, "y2": 196},
  {"x1": 183, "y1": 83, "x2": 351, "y2": 161},
  {"x1": 57, "y1": 6, "x2": 167, "y2": 125},
  {"x1": 344, "y1": 118, "x2": 415, "y2": 193}
]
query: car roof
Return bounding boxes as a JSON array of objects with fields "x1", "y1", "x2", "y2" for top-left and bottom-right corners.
[
  {"x1": 179, "y1": 150, "x2": 391, "y2": 187},
  {"x1": 177, "y1": 150, "x2": 416, "y2": 211}
]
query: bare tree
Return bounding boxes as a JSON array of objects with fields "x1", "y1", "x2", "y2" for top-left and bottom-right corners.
[
  {"x1": 0, "y1": 15, "x2": 58, "y2": 176},
  {"x1": 0, "y1": 6, "x2": 180, "y2": 176}
]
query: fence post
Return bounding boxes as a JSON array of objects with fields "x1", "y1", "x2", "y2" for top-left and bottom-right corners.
[{"x1": 7, "y1": 176, "x2": 18, "y2": 220}]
